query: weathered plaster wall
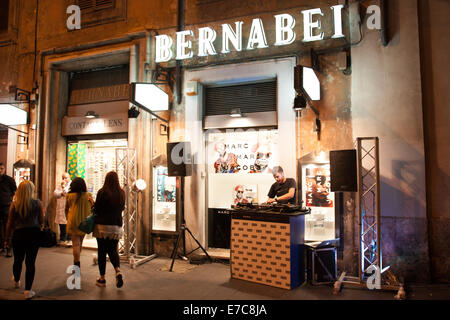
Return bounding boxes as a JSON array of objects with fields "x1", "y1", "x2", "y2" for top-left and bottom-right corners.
[
  {"x1": 351, "y1": 0, "x2": 429, "y2": 282},
  {"x1": 298, "y1": 51, "x2": 355, "y2": 274},
  {"x1": 419, "y1": 0, "x2": 450, "y2": 283},
  {"x1": 0, "y1": 0, "x2": 178, "y2": 101}
]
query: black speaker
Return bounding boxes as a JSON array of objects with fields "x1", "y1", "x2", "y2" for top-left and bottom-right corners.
[
  {"x1": 167, "y1": 142, "x2": 192, "y2": 177},
  {"x1": 330, "y1": 149, "x2": 358, "y2": 192},
  {"x1": 210, "y1": 209, "x2": 231, "y2": 249}
]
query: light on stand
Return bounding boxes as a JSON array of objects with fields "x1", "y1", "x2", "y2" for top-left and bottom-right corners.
[{"x1": 133, "y1": 179, "x2": 147, "y2": 192}]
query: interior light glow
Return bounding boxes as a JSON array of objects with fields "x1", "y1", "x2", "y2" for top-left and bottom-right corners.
[
  {"x1": 230, "y1": 108, "x2": 243, "y2": 118},
  {"x1": 134, "y1": 83, "x2": 169, "y2": 112},
  {"x1": 78, "y1": 139, "x2": 128, "y2": 148},
  {"x1": 0, "y1": 104, "x2": 27, "y2": 126},
  {"x1": 317, "y1": 151, "x2": 326, "y2": 161},
  {"x1": 85, "y1": 111, "x2": 98, "y2": 118}
]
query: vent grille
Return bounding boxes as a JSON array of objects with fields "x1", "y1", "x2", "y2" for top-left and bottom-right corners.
[
  {"x1": 205, "y1": 81, "x2": 277, "y2": 116},
  {"x1": 196, "y1": 0, "x2": 223, "y2": 5},
  {"x1": 96, "y1": 0, "x2": 114, "y2": 9},
  {"x1": 78, "y1": 0, "x2": 94, "y2": 10},
  {"x1": 77, "y1": 0, "x2": 114, "y2": 11}
]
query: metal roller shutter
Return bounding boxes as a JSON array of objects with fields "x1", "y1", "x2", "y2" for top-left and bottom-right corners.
[{"x1": 205, "y1": 80, "x2": 277, "y2": 116}]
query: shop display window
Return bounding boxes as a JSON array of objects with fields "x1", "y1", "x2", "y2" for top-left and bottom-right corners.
[
  {"x1": 66, "y1": 139, "x2": 128, "y2": 247},
  {"x1": 206, "y1": 129, "x2": 278, "y2": 209},
  {"x1": 152, "y1": 166, "x2": 177, "y2": 232},
  {"x1": 14, "y1": 167, "x2": 31, "y2": 186},
  {"x1": 301, "y1": 163, "x2": 336, "y2": 241},
  {"x1": 13, "y1": 160, "x2": 34, "y2": 187},
  {"x1": 68, "y1": 139, "x2": 128, "y2": 199}
]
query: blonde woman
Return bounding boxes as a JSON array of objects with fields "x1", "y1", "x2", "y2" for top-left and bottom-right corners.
[
  {"x1": 4, "y1": 181, "x2": 44, "y2": 300},
  {"x1": 65, "y1": 177, "x2": 93, "y2": 271}
]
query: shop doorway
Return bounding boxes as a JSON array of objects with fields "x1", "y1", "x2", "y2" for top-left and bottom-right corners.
[
  {"x1": 203, "y1": 79, "x2": 279, "y2": 254},
  {"x1": 206, "y1": 128, "x2": 279, "y2": 251},
  {"x1": 67, "y1": 137, "x2": 128, "y2": 248},
  {"x1": 184, "y1": 57, "x2": 297, "y2": 259}
]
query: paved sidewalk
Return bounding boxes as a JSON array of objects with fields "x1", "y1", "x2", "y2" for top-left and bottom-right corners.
[{"x1": 0, "y1": 246, "x2": 449, "y2": 301}]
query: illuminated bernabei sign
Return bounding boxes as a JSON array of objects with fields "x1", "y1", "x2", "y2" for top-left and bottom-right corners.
[{"x1": 155, "y1": 5, "x2": 345, "y2": 63}]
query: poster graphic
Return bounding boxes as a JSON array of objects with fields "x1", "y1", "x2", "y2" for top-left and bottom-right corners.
[
  {"x1": 14, "y1": 168, "x2": 31, "y2": 186},
  {"x1": 213, "y1": 142, "x2": 240, "y2": 173},
  {"x1": 248, "y1": 143, "x2": 273, "y2": 174},
  {"x1": 305, "y1": 167, "x2": 333, "y2": 208},
  {"x1": 67, "y1": 143, "x2": 86, "y2": 179},
  {"x1": 209, "y1": 130, "x2": 278, "y2": 174},
  {"x1": 233, "y1": 184, "x2": 258, "y2": 204},
  {"x1": 156, "y1": 166, "x2": 176, "y2": 202}
]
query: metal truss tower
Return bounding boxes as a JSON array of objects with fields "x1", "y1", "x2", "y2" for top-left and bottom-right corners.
[
  {"x1": 116, "y1": 148, "x2": 156, "y2": 268},
  {"x1": 334, "y1": 137, "x2": 405, "y2": 299}
]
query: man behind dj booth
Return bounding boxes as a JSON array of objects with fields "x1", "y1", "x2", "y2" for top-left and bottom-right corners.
[{"x1": 265, "y1": 166, "x2": 297, "y2": 205}]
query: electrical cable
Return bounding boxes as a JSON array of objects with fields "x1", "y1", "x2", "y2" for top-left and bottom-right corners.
[{"x1": 33, "y1": 0, "x2": 39, "y2": 86}]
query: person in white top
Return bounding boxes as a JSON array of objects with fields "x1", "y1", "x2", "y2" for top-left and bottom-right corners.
[{"x1": 54, "y1": 173, "x2": 71, "y2": 245}]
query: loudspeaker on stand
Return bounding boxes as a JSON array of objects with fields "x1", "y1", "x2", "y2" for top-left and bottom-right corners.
[{"x1": 167, "y1": 142, "x2": 192, "y2": 177}]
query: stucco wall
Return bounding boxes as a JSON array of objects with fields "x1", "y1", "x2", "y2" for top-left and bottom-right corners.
[
  {"x1": 351, "y1": 0, "x2": 429, "y2": 282},
  {"x1": 419, "y1": 0, "x2": 450, "y2": 283}
]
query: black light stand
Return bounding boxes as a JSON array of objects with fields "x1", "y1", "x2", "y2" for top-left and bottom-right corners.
[{"x1": 169, "y1": 176, "x2": 212, "y2": 272}]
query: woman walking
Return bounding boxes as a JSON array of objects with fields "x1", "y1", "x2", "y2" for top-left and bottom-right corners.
[
  {"x1": 93, "y1": 171, "x2": 125, "y2": 288},
  {"x1": 65, "y1": 177, "x2": 93, "y2": 270},
  {"x1": 4, "y1": 181, "x2": 44, "y2": 299}
]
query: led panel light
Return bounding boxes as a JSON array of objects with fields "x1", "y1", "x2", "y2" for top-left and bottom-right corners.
[
  {"x1": 132, "y1": 83, "x2": 169, "y2": 112},
  {"x1": 302, "y1": 67, "x2": 320, "y2": 101},
  {"x1": 0, "y1": 104, "x2": 28, "y2": 126}
]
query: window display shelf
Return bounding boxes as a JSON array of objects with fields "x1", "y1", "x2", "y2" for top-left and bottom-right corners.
[{"x1": 152, "y1": 166, "x2": 177, "y2": 232}]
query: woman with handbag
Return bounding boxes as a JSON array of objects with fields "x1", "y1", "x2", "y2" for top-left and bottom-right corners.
[
  {"x1": 65, "y1": 177, "x2": 93, "y2": 271},
  {"x1": 4, "y1": 181, "x2": 44, "y2": 299},
  {"x1": 92, "y1": 171, "x2": 125, "y2": 288}
]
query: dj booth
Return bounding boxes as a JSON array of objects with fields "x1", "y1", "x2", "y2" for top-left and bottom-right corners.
[{"x1": 229, "y1": 203, "x2": 311, "y2": 290}]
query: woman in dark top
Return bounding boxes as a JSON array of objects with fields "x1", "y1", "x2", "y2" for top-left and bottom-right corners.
[
  {"x1": 92, "y1": 171, "x2": 125, "y2": 288},
  {"x1": 4, "y1": 181, "x2": 44, "y2": 300}
]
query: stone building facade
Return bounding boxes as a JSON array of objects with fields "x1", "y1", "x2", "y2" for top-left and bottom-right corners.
[{"x1": 0, "y1": 0, "x2": 448, "y2": 283}]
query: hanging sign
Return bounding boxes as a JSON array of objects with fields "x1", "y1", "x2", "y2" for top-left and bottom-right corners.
[
  {"x1": 69, "y1": 84, "x2": 130, "y2": 106},
  {"x1": 62, "y1": 113, "x2": 128, "y2": 136}
]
